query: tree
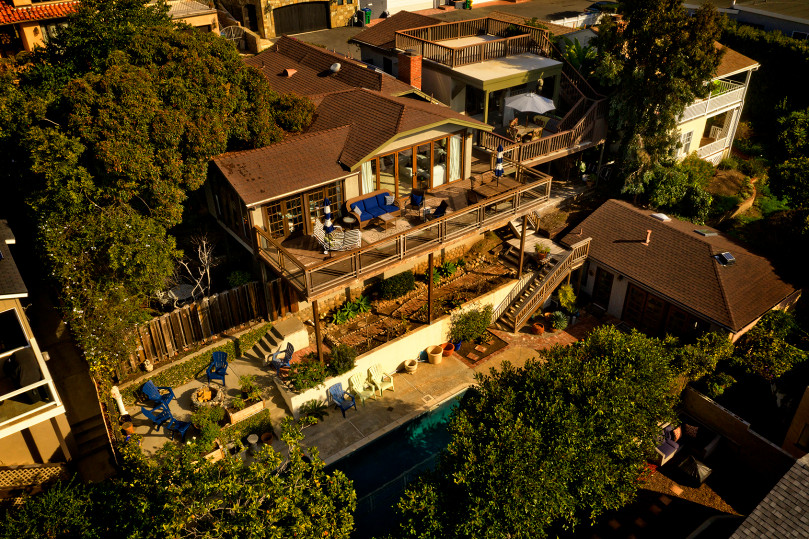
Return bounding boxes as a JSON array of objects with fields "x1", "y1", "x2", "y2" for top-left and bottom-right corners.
[
  {"x1": 672, "y1": 332, "x2": 734, "y2": 382},
  {"x1": 733, "y1": 310, "x2": 808, "y2": 380},
  {"x1": 769, "y1": 107, "x2": 809, "y2": 208},
  {"x1": 1, "y1": 419, "x2": 356, "y2": 539},
  {"x1": 594, "y1": 0, "x2": 723, "y2": 192},
  {"x1": 0, "y1": 0, "x2": 313, "y2": 382},
  {"x1": 396, "y1": 327, "x2": 676, "y2": 538}
]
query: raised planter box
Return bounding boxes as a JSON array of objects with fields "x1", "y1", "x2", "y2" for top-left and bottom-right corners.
[{"x1": 227, "y1": 399, "x2": 266, "y2": 424}]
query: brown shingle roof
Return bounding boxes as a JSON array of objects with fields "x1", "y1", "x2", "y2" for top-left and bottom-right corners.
[
  {"x1": 308, "y1": 88, "x2": 488, "y2": 168},
  {"x1": 715, "y1": 42, "x2": 759, "y2": 78},
  {"x1": 350, "y1": 11, "x2": 440, "y2": 50},
  {"x1": 213, "y1": 126, "x2": 351, "y2": 207},
  {"x1": 245, "y1": 36, "x2": 416, "y2": 98},
  {"x1": 561, "y1": 200, "x2": 796, "y2": 332},
  {"x1": 0, "y1": 220, "x2": 27, "y2": 299}
]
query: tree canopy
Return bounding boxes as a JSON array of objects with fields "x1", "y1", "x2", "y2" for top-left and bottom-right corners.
[
  {"x1": 395, "y1": 327, "x2": 677, "y2": 538},
  {"x1": 0, "y1": 0, "x2": 313, "y2": 381},
  {"x1": 594, "y1": 0, "x2": 723, "y2": 192},
  {"x1": 769, "y1": 107, "x2": 809, "y2": 209},
  {"x1": 0, "y1": 419, "x2": 356, "y2": 539}
]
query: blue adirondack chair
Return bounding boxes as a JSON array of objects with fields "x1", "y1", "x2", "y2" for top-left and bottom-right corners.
[
  {"x1": 271, "y1": 342, "x2": 294, "y2": 376},
  {"x1": 142, "y1": 380, "x2": 175, "y2": 410},
  {"x1": 328, "y1": 383, "x2": 357, "y2": 418},
  {"x1": 206, "y1": 351, "x2": 228, "y2": 386},
  {"x1": 141, "y1": 405, "x2": 172, "y2": 431},
  {"x1": 165, "y1": 417, "x2": 192, "y2": 441},
  {"x1": 428, "y1": 200, "x2": 449, "y2": 220}
]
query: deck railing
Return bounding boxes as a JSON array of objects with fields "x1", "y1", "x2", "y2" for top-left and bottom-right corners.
[
  {"x1": 256, "y1": 169, "x2": 552, "y2": 298},
  {"x1": 680, "y1": 80, "x2": 746, "y2": 122},
  {"x1": 394, "y1": 17, "x2": 552, "y2": 68},
  {"x1": 492, "y1": 269, "x2": 536, "y2": 323},
  {"x1": 696, "y1": 136, "x2": 730, "y2": 159},
  {"x1": 512, "y1": 238, "x2": 590, "y2": 330}
]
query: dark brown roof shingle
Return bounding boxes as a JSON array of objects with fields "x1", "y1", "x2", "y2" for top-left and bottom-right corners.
[
  {"x1": 715, "y1": 42, "x2": 759, "y2": 78},
  {"x1": 350, "y1": 11, "x2": 441, "y2": 50},
  {"x1": 213, "y1": 126, "x2": 351, "y2": 207},
  {"x1": 561, "y1": 200, "x2": 796, "y2": 332}
]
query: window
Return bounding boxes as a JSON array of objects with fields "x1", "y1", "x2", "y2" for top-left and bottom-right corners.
[
  {"x1": 792, "y1": 31, "x2": 808, "y2": 40},
  {"x1": 679, "y1": 131, "x2": 693, "y2": 156}
]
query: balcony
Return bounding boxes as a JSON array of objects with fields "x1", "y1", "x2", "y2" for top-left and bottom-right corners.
[
  {"x1": 394, "y1": 18, "x2": 553, "y2": 69},
  {"x1": 680, "y1": 80, "x2": 746, "y2": 123},
  {"x1": 255, "y1": 166, "x2": 557, "y2": 299}
]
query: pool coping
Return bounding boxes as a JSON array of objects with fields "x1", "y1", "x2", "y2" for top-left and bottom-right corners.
[{"x1": 322, "y1": 382, "x2": 472, "y2": 465}]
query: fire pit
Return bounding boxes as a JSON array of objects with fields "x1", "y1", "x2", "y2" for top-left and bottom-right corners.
[{"x1": 191, "y1": 385, "x2": 225, "y2": 411}]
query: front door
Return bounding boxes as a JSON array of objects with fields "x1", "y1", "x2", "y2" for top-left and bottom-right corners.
[{"x1": 592, "y1": 268, "x2": 614, "y2": 308}]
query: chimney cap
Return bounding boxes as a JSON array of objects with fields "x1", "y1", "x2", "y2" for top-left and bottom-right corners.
[{"x1": 282, "y1": 68, "x2": 297, "y2": 77}]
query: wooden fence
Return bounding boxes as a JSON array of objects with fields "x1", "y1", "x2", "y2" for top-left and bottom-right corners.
[{"x1": 121, "y1": 280, "x2": 298, "y2": 376}]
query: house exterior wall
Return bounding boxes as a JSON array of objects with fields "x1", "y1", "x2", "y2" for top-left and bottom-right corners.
[
  {"x1": 421, "y1": 66, "x2": 455, "y2": 110},
  {"x1": 676, "y1": 116, "x2": 707, "y2": 156},
  {"x1": 782, "y1": 386, "x2": 809, "y2": 458},
  {"x1": 734, "y1": 9, "x2": 809, "y2": 36},
  {"x1": 176, "y1": 12, "x2": 219, "y2": 32},
  {"x1": 0, "y1": 415, "x2": 70, "y2": 465},
  {"x1": 359, "y1": 47, "x2": 397, "y2": 76},
  {"x1": 18, "y1": 22, "x2": 44, "y2": 52}
]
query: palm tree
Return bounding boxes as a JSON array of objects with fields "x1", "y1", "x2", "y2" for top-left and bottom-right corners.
[{"x1": 562, "y1": 37, "x2": 597, "y2": 74}]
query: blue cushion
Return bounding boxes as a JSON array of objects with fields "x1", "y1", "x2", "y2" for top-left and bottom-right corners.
[
  {"x1": 353, "y1": 199, "x2": 367, "y2": 213},
  {"x1": 382, "y1": 205, "x2": 399, "y2": 214},
  {"x1": 365, "y1": 206, "x2": 386, "y2": 218},
  {"x1": 657, "y1": 440, "x2": 678, "y2": 458},
  {"x1": 375, "y1": 194, "x2": 387, "y2": 207},
  {"x1": 411, "y1": 193, "x2": 423, "y2": 206}
]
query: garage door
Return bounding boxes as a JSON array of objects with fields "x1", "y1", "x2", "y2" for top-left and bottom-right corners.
[{"x1": 273, "y1": 2, "x2": 330, "y2": 35}]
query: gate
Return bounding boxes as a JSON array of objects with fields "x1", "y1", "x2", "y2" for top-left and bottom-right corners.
[{"x1": 273, "y1": 2, "x2": 330, "y2": 35}]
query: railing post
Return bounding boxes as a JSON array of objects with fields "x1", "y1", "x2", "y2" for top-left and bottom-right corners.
[
  {"x1": 313, "y1": 299, "x2": 324, "y2": 365},
  {"x1": 427, "y1": 253, "x2": 434, "y2": 324},
  {"x1": 518, "y1": 216, "x2": 527, "y2": 280}
]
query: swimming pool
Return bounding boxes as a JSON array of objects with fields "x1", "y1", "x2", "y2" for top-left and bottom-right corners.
[{"x1": 326, "y1": 390, "x2": 467, "y2": 538}]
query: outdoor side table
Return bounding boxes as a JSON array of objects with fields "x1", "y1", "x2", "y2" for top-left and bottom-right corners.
[{"x1": 342, "y1": 215, "x2": 357, "y2": 228}]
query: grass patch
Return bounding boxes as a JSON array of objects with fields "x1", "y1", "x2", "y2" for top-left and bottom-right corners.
[{"x1": 121, "y1": 323, "x2": 270, "y2": 404}]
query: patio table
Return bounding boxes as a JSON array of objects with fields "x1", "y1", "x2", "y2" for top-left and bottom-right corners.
[
  {"x1": 374, "y1": 213, "x2": 397, "y2": 231},
  {"x1": 472, "y1": 176, "x2": 521, "y2": 199}
]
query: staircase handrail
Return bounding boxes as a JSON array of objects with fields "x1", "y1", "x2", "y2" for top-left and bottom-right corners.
[
  {"x1": 513, "y1": 238, "x2": 591, "y2": 330},
  {"x1": 492, "y1": 269, "x2": 536, "y2": 323}
]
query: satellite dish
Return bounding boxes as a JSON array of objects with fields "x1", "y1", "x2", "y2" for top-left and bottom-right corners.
[
  {"x1": 220, "y1": 26, "x2": 245, "y2": 43},
  {"x1": 330, "y1": 62, "x2": 341, "y2": 73}
]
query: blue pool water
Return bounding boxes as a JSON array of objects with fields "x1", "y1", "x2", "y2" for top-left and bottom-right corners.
[{"x1": 326, "y1": 390, "x2": 466, "y2": 538}]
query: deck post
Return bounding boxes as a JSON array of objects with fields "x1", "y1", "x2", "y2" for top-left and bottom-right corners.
[
  {"x1": 518, "y1": 215, "x2": 527, "y2": 280},
  {"x1": 483, "y1": 90, "x2": 490, "y2": 125},
  {"x1": 313, "y1": 299, "x2": 324, "y2": 364},
  {"x1": 428, "y1": 252, "x2": 434, "y2": 324},
  {"x1": 575, "y1": 265, "x2": 584, "y2": 294}
]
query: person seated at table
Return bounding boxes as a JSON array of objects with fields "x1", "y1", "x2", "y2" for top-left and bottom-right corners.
[{"x1": 507, "y1": 117, "x2": 520, "y2": 140}]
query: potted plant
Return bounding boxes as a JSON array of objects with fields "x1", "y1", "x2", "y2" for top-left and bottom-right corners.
[
  {"x1": 531, "y1": 319, "x2": 545, "y2": 335},
  {"x1": 449, "y1": 304, "x2": 493, "y2": 345},
  {"x1": 534, "y1": 243, "x2": 551, "y2": 261},
  {"x1": 442, "y1": 342, "x2": 455, "y2": 356},
  {"x1": 550, "y1": 310, "x2": 568, "y2": 332},
  {"x1": 228, "y1": 375, "x2": 265, "y2": 424},
  {"x1": 558, "y1": 283, "x2": 577, "y2": 315}
]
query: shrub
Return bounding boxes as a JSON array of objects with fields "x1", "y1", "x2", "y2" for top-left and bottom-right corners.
[
  {"x1": 238, "y1": 375, "x2": 261, "y2": 402},
  {"x1": 299, "y1": 399, "x2": 329, "y2": 422},
  {"x1": 328, "y1": 344, "x2": 357, "y2": 376},
  {"x1": 677, "y1": 153, "x2": 716, "y2": 185},
  {"x1": 739, "y1": 157, "x2": 768, "y2": 179},
  {"x1": 191, "y1": 406, "x2": 225, "y2": 453},
  {"x1": 227, "y1": 270, "x2": 253, "y2": 288},
  {"x1": 288, "y1": 358, "x2": 328, "y2": 392},
  {"x1": 551, "y1": 311, "x2": 568, "y2": 331},
  {"x1": 672, "y1": 332, "x2": 733, "y2": 381},
  {"x1": 449, "y1": 305, "x2": 493, "y2": 343},
  {"x1": 379, "y1": 271, "x2": 415, "y2": 300},
  {"x1": 717, "y1": 157, "x2": 737, "y2": 170},
  {"x1": 703, "y1": 372, "x2": 736, "y2": 398},
  {"x1": 332, "y1": 295, "x2": 371, "y2": 324},
  {"x1": 558, "y1": 283, "x2": 577, "y2": 314},
  {"x1": 230, "y1": 397, "x2": 246, "y2": 411}
]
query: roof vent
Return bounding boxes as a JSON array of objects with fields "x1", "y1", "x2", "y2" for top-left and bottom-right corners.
[
  {"x1": 282, "y1": 68, "x2": 297, "y2": 77},
  {"x1": 715, "y1": 252, "x2": 736, "y2": 266},
  {"x1": 695, "y1": 229, "x2": 717, "y2": 237},
  {"x1": 650, "y1": 213, "x2": 670, "y2": 221},
  {"x1": 330, "y1": 62, "x2": 341, "y2": 73}
]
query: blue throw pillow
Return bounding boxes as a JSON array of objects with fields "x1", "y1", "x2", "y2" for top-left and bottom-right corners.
[{"x1": 411, "y1": 193, "x2": 423, "y2": 206}]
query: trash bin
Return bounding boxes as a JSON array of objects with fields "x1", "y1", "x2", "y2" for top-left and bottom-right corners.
[{"x1": 362, "y1": 7, "x2": 372, "y2": 25}]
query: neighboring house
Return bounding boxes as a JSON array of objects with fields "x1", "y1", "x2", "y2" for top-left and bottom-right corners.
[
  {"x1": 686, "y1": 0, "x2": 809, "y2": 40},
  {"x1": 352, "y1": 13, "x2": 608, "y2": 168},
  {"x1": 729, "y1": 456, "x2": 809, "y2": 538},
  {"x1": 0, "y1": 0, "x2": 77, "y2": 57},
  {"x1": 0, "y1": 221, "x2": 72, "y2": 474},
  {"x1": 675, "y1": 43, "x2": 759, "y2": 165},
  {"x1": 561, "y1": 200, "x2": 800, "y2": 342},
  {"x1": 216, "y1": 0, "x2": 356, "y2": 39},
  {"x1": 206, "y1": 37, "x2": 581, "y2": 345},
  {"x1": 0, "y1": 0, "x2": 219, "y2": 58},
  {"x1": 783, "y1": 387, "x2": 809, "y2": 459}
]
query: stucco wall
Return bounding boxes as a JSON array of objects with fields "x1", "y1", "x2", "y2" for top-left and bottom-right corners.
[
  {"x1": 177, "y1": 12, "x2": 219, "y2": 32},
  {"x1": 0, "y1": 414, "x2": 70, "y2": 465},
  {"x1": 276, "y1": 274, "x2": 515, "y2": 417},
  {"x1": 18, "y1": 22, "x2": 44, "y2": 52},
  {"x1": 782, "y1": 386, "x2": 809, "y2": 459},
  {"x1": 676, "y1": 115, "x2": 707, "y2": 156}
]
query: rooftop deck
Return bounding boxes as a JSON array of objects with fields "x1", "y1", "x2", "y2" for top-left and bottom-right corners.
[{"x1": 255, "y1": 166, "x2": 562, "y2": 300}]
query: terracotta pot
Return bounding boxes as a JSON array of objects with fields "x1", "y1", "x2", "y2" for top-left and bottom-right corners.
[
  {"x1": 260, "y1": 432, "x2": 274, "y2": 445},
  {"x1": 121, "y1": 422, "x2": 135, "y2": 436},
  {"x1": 442, "y1": 342, "x2": 454, "y2": 356},
  {"x1": 531, "y1": 322, "x2": 545, "y2": 335},
  {"x1": 404, "y1": 358, "x2": 418, "y2": 373},
  {"x1": 427, "y1": 345, "x2": 443, "y2": 365}
]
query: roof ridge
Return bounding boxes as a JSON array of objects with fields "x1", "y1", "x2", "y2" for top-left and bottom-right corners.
[
  {"x1": 214, "y1": 125, "x2": 352, "y2": 160},
  {"x1": 708, "y1": 241, "x2": 736, "y2": 330}
]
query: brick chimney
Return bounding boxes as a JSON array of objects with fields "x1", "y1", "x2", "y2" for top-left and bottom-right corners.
[{"x1": 397, "y1": 52, "x2": 422, "y2": 90}]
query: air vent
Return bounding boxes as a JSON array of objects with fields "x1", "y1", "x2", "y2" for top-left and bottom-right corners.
[
  {"x1": 282, "y1": 68, "x2": 297, "y2": 77},
  {"x1": 330, "y1": 62, "x2": 341, "y2": 73},
  {"x1": 695, "y1": 229, "x2": 717, "y2": 237},
  {"x1": 650, "y1": 213, "x2": 670, "y2": 221},
  {"x1": 715, "y1": 252, "x2": 736, "y2": 266}
]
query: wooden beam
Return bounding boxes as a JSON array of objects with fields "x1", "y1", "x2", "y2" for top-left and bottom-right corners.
[
  {"x1": 575, "y1": 265, "x2": 584, "y2": 295},
  {"x1": 427, "y1": 253, "x2": 434, "y2": 324},
  {"x1": 518, "y1": 215, "x2": 527, "y2": 280},
  {"x1": 313, "y1": 299, "x2": 324, "y2": 365}
]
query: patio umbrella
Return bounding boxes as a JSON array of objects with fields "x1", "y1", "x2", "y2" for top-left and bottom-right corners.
[
  {"x1": 494, "y1": 144, "x2": 504, "y2": 186},
  {"x1": 323, "y1": 197, "x2": 335, "y2": 235},
  {"x1": 505, "y1": 93, "x2": 555, "y2": 125}
]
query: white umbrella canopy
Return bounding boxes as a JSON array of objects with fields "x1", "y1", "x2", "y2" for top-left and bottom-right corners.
[{"x1": 504, "y1": 93, "x2": 556, "y2": 114}]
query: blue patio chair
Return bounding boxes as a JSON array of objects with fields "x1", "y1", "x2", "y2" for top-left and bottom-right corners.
[
  {"x1": 165, "y1": 417, "x2": 192, "y2": 442},
  {"x1": 141, "y1": 380, "x2": 175, "y2": 410},
  {"x1": 328, "y1": 383, "x2": 357, "y2": 418},
  {"x1": 427, "y1": 200, "x2": 449, "y2": 220},
  {"x1": 206, "y1": 351, "x2": 228, "y2": 386},
  {"x1": 271, "y1": 342, "x2": 294, "y2": 376},
  {"x1": 141, "y1": 405, "x2": 172, "y2": 431}
]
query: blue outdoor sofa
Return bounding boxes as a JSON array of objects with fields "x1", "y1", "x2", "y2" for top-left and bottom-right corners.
[{"x1": 345, "y1": 189, "x2": 401, "y2": 230}]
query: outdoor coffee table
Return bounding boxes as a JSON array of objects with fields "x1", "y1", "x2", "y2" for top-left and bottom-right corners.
[
  {"x1": 342, "y1": 215, "x2": 357, "y2": 228},
  {"x1": 375, "y1": 212, "x2": 396, "y2": 231}
]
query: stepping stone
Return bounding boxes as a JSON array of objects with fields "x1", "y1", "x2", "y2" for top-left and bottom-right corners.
[
  {"x1": 634, "y1": 517, "x2": 646, "y2": 528},
  {"x1": 670, "y1": 485, "x2": 683, "y2": 495},
  {"x1": 649, "y1": 504, "x2": 662, "y2": 515},
  {"x1": 659, "y1": 495, "x2": 672, "y2": 505},
  {"x1": 607, "y1": 519, "x2": 621, "y2": 530}
]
